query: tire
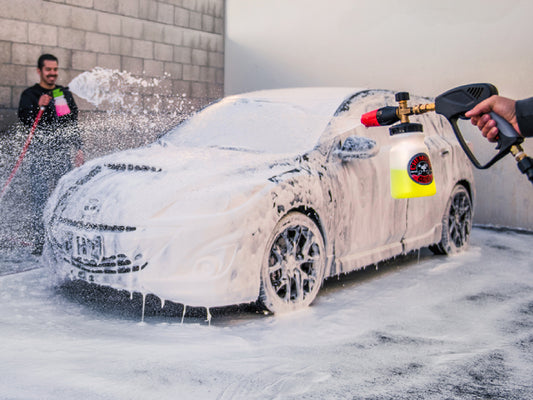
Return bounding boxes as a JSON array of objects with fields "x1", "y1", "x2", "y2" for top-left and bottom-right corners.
[
  {"x1": 430, "y1": 185, "x2": 473, "y2": 255},
  {"x1": 259, "y1": 212, "x2": 326, "y2": 313}
]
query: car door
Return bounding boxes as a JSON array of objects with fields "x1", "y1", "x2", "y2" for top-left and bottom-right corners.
[
  {"x1": 401, "y1": 112, "x2": 454, "y2": 252},
  {"x1": 325, "y1": 111, "x2": 407, "y2": 274}
]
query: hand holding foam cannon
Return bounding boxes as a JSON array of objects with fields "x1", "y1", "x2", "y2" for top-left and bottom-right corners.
[{"x1": 361, "y1": 83, "x2": 533, "y2": 188}]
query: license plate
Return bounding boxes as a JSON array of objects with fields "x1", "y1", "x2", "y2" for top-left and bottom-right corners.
[{"x1": 73, "y1": 234, "x2": 103, "y2": 263}]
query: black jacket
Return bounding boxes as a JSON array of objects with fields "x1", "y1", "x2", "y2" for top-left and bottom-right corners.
[
  {"x1": 516, "y1": 97, "x2": 533, "y2": 138},
  {"x1": 18, "y1": 84, "x2": 82, "y2": 150}
]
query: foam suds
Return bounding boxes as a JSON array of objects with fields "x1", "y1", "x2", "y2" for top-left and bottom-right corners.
[
  {"x1": 181, "y1": 305, "x2": 187, "y2": 324},
  {"x1": 39, "y1": 87, "x2": 477, "y2": 312},
  {"x1": 141, "y1": 293, "x2": 146, "y2": 323},
  {"x1": 69, "y1": 67, "x2": 162, "y2": 109},
  {"x1": 206, "y1": 307, "x2": 212, "y2": 325},
  {"x1": 1, "y1": 228, "x2": 532, "y2": 399},
  {"x1": 68, "y1": 67, "x2": 197, "y2": 159}
]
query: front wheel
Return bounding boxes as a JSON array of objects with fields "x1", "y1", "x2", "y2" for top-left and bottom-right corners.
[
  {"x1": 259, "y1": 212, "x2": 326, "y2": 313},
  {"x1": 430, "y1": 184, "x2": 473, "y2": 255}
]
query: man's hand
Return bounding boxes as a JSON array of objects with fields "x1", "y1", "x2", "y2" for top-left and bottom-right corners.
[
  {"x1": 465, "y1": 95, "x2": 521, "y2": 142},
  {"x1": 38, "y1": 94, "x2": 52, "y2": 108}
]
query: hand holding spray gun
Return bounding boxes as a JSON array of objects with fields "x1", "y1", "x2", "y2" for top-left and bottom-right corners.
[
  {"x1": 361, "y1": 83, "x2": 533, "y2": 185},
  {"x1": 464, "y1": 96, "x2": 520, "y2": 142}
]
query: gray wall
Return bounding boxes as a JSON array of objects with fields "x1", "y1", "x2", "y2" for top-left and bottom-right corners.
[
  {"x1": 225, "y1": 0, "x2": 533, "y2": 231},
  {"x1": 0, "y1": 0, "x2": 225, "y2": 130}
]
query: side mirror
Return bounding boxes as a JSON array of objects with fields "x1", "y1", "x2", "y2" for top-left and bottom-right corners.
[{"x1": 334, "y1": 136, "x2": 378, "y2": 162}]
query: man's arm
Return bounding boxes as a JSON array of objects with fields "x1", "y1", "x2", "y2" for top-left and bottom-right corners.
[
  {"x1": 515, "y1": 98, "x2": 533, "y2": 138},
  {"x1": 18, "y1": 89, "x2": 40, "y2": 127}
]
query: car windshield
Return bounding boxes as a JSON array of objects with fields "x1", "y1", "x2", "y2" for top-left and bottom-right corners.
[{"x1": 162, "y1": 97, "x2": 335, "y2": 154}]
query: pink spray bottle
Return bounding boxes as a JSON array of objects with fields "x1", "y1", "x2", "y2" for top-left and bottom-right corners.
[{"x1": 52, "y1": 88, "x2": 71, "y2": 117}]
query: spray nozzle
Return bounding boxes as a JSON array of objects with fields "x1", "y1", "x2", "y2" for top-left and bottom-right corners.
[
  {"x1": 361, "y1": 106, "x2": 399, "y2": 127},
  {"x1": 359, "y1": 84, "x2": 533, "y2": 184},
  {"x1": 361, "y1": 92, "x2": 435, "y2": 128},
  {"x1": 361, "y1": 91, "x2": 435, "y2": 137},
  {"x1": 52, "y1": 88, "x2": 64, "y2": 98}
]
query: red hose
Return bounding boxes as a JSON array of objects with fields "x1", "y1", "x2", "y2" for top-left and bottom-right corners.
[{"x1": 0, "y1": 107, "x2": 45, "y2": 201}]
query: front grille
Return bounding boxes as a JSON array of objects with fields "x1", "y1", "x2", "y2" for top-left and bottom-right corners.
[
  {"x1": 58, "y1": 217, "x2": 136, "y2": 232},
  {"x1": 66, "y1": 253, "x2": 147, "y2": 274},
  {"x1": 50, "y1": 225, "x2": 146, "y2": 275},
  {"x1": 106, "y1": 163, "x2": 162, "y2": 173}
]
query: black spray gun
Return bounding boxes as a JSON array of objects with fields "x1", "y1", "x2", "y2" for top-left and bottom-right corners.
[{"x1": 361, "y1": 83, "x2": 533, "y2": 185}]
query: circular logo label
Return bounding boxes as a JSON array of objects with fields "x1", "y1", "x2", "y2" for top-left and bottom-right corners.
[{"x1": 408, "y1": 153, "x2": 433, "y2": 185}]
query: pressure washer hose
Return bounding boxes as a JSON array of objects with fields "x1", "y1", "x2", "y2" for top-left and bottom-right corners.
[{"x1": 0, "y1": 107, "x2": 45, "y2": 202}]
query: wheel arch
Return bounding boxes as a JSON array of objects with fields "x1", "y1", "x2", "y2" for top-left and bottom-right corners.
[
  {"x1": 288, "y1": 205, "x2": 327, "y2": 246},
  {"x1": 454, "y1": 178, "x2": 475, "y2": 221},
  {"x1": 430, "y1": 180, "x2": 474, "y2": 255},
  {"x1": 456, "y1": 179, "x2": 474, "y2": 203}
]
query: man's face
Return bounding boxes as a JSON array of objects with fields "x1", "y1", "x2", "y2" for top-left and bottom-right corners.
[{"x1": 38, "y1": 60, "x2": 58, "y2": 88}]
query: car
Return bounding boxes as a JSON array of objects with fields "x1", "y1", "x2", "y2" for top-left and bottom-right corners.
[{"x1": 43, "y1": 87, "x2": 475, "y2": 313}]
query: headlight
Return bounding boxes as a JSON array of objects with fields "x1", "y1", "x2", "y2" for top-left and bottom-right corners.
[{"x1": 193, "y1": 243, "x2": 237, "y2": 277}]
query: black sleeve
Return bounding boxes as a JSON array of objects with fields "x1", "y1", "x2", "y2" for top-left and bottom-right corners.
[
  {"x1": 515, "y1": 97, "x2": 533, "y2": 138},
  {"x1": 18, "y1": 88, "x2": 40, "y2": 127}
]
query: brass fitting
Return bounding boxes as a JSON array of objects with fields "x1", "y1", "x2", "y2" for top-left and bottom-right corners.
[
  {"x1": 510, "y1": 144, "x2": 527, "y2": 162},
  {"x1": 394, "y1": 92, "x2": 436, "y2": 123},
  {"x1": 411, "y1": 103, "x2": 436, "y2": 115},
  {"x1": 395, "y1": 92, "x2": 411, "y2": 123}
]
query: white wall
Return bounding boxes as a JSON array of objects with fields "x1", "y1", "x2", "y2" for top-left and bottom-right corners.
[{"x1": 225, "y1": 0, "x2": 533, "y2": 230}]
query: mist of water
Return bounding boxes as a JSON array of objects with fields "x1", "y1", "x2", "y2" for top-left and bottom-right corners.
[
  {"x1": 69, "y1": 67, "x2": 198, "y2": 158},
  {"x1": 0, "y1": 67, "x2": 200, "y2": 250}
]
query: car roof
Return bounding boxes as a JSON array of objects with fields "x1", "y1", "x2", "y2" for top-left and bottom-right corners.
[{"x1": 226, "y1": 87, "x2": 367, "y2": 118}]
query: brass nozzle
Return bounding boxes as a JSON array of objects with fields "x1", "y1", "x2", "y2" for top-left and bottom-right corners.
[
  {"x1": 411, "y1": 103, "x2": 436, "y2": 115},
  {"x1": 394, "y1": 98, "x2": 436, "y2": 124}
]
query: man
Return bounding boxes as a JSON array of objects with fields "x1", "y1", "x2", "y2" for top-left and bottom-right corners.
[
  {"x1": 18, "y1": 54, "x2": 84, "y2": 255},
  {"x1": 465, "y1": 95, "x2": 533, "y2": 141}
]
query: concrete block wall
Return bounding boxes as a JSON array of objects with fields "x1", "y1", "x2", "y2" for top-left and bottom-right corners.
[{"x1": 0, "y1": 0, "x2": 225, "y2": 130}]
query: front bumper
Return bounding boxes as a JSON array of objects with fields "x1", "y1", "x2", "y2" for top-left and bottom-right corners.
[{"x1": 45, "y1": 215, "x2": 266, "y2": 308}]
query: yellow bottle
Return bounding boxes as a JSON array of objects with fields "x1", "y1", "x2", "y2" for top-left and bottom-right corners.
[{"x1": 389, "y1": 128, "x2": 436, "y2": 199}]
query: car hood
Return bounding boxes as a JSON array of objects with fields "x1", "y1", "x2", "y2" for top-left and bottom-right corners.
[{"x1": 46, "y1": 143, "x2": 301, "y2": 226}]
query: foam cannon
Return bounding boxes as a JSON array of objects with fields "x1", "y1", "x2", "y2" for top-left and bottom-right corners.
[{"x1": 361, "y1": 83, "x2": 533, "y2": 185}]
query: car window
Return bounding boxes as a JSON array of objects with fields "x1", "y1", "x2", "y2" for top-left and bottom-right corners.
[
  {"x1": 161, "y1": 98, "x2": 334, "y2": 154},
  {"x1": 325, "y1": 91, "x2": 396, "y2": 149}
]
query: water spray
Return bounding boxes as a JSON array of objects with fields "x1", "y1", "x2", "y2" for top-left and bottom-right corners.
[
  {"x1": 1, "y1": 68, "x2": 198, "y2": 249},
  {"x1": 361, "y1": 83, "x2": 533, "y2": 185},
  {"x1": 68, "y1": 68, "x2": 196, "y2": 158},
  {"x1": 0, "y1": 107, "x2": 44, "y2": 203}
]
